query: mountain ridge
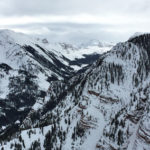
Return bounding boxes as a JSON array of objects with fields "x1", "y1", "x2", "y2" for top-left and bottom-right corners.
[
  {"x1": 0, "y1": 29, "x2": 112, "y2": 149},
  {"x1": 1, "y1": 31, "x2": 150, "y2": 150}
]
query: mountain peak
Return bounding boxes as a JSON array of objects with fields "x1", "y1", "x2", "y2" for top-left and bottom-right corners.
[
  {"x1": 0, "y1": 29, "x2": 26, "y2": 39},
  {"x1": 128, "y1": 33, "x2": 150, "y2": 58},
  {"x1": 0, "y1": 29, "x2": 15, "y2": 34},
  {"x1": 128, "y1": 32, "x2": 150, "y2": 41},
  {"x1": 0, "y1": 29, "x2": 34, "y2": 45}
]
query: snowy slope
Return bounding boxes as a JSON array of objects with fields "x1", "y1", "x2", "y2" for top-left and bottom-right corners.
[
  {"x1": 0, "y1": 29, "x2": 113, "y2": 146},
  {"x1": 0, "y1": 30, "x2": 72, "y2": 136},
  {"x1": 0, "y1": 29, "x2": 75, "y2": 79}
]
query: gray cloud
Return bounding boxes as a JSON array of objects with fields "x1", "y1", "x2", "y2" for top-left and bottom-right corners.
[
  {"x1": 0, "y1": 0, "x2": 150, "y2": 16},
  {"x1": 0, "y1": 0, "x2": 150, "y2": 43},
  {"x1": 2, "y1": 22, "x2": 130, "y2": 43}
]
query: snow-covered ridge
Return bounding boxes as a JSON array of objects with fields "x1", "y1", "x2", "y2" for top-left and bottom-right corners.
[
  {"x1": 128, "y1": 32, "x2": 150, "y2": 41},
  {"x1": 0, "y1": 29, "x2": 113, "y2": 71}
]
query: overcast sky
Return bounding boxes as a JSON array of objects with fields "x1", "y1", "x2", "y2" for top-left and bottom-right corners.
[{"x1": 0, "y1": 0, "x2": 150, "y2": 43}]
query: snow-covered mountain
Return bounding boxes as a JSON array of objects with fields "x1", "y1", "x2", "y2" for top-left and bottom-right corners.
[
  {"x1": 1, "y1": 32, "x2": 150, "y2": 150},
  {"x1": 0, "y1": 29, "x2": 113, "y2": 149},
  {"x1": 0, "y1": 29, "x2": 75, "y2": 136},
  {"x1": 36, "y1": 38, "x2": 113, "y2": 71}
]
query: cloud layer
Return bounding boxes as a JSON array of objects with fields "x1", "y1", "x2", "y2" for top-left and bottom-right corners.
[{"x1": 0, "y1": 0, "x2": 150, "y2": 43}]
